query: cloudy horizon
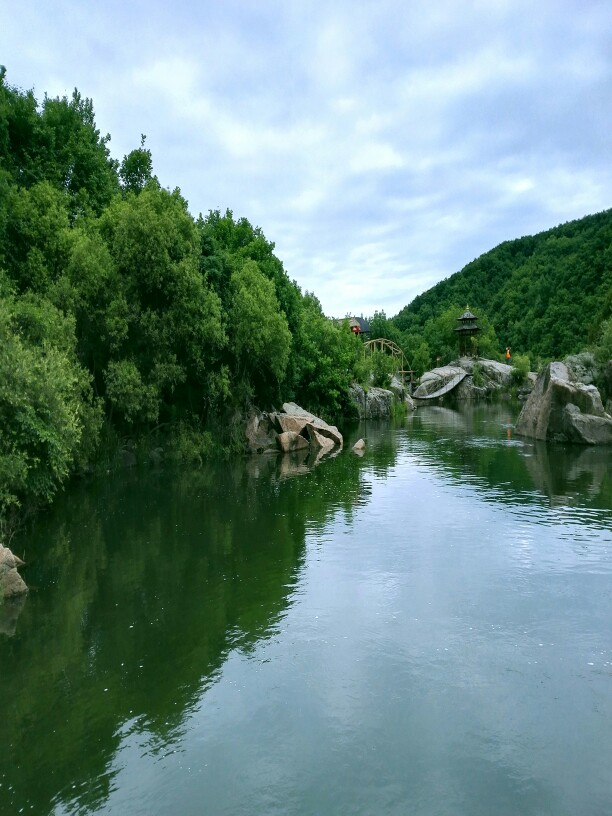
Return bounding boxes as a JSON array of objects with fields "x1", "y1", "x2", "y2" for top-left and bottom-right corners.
[{"x1": 2, "y1": 0, "x2": 610, "y2": 318}]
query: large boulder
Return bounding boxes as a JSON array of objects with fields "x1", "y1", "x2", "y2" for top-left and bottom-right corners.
[
  {"x1": 413, "y1": 366, "x2": 466, "y2": 399},
  {"x1": 348, "y1": 385, "x2": 395, "y2": 418},
  {"x1": 279, "y1": 403, "x2": 343, "y2": 447},
  {"x1": 515, "y1": 362, "x2": 612, "y2": 444},
  {"x1": 458, "y1": 357, "x2": 515, "y2": 388}
]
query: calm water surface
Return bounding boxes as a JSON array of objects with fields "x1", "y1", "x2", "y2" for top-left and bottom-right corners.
[{"x1": 1, "y1": 405, "x2": 611, "y2": 816}]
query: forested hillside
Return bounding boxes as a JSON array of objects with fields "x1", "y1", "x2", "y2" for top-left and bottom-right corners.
[
  {"x1": 0, "y1": 68, "x2": 364, "y2": 527},
  {"x1": 393, "y1": 210, "x2": 612, "y2": 360}
]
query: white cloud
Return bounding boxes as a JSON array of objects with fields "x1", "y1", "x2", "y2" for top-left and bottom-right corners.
[{"x1": 1, "y1": 0, "x2": 610, "y2": 317}]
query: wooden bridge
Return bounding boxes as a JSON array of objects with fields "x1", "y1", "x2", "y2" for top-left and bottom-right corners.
[
  {"x1": 362, "y1": 338, "x2": 415, "y2": 385},
  {"x1": 412, "y1": 370, "x2": 467, "y2": 401}
]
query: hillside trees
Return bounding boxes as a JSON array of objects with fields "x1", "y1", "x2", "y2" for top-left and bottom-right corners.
[{"x1": 393, "y1": 209, "x2": 612, "y2": 360}]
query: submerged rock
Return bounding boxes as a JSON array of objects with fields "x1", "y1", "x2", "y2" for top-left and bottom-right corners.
[{"x1": 516, "y1": 362, "x2": 612, "y2": 445}]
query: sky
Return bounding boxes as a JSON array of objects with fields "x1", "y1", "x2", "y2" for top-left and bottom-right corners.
[{"x1": 1, "y1": 0, "x2": 610, "y2": 318}]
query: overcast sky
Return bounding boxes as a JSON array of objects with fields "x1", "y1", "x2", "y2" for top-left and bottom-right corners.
[{"x1": 1, "y1": 0, "x2": 610, "y2": 318}]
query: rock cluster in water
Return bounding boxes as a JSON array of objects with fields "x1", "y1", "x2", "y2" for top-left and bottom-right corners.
[
  {"x1": 516, "y1": 361, "x2": 612, "y2": 445},
  {"x1": 413, "y1": 358, "x2": 535, "y2": 401},
  {"x1": 245, "y1": 402, "x2": 343, "y2": 459}
]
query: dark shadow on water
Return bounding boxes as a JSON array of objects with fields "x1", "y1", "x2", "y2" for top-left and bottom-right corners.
[{"x1": 0, "y1": 453, "x2": 368, "y2": 816}]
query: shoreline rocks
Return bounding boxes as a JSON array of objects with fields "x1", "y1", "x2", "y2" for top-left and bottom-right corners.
[
  {"x1": 516, "y1": 361, "x2": 612, "y2": 445},
  {"x1": 348, "y1": 384, "x2": 415, "y2": 418},
  {"x1": 246, "y1": 402, "x2": 343, "y2": 458},
  {"x1": 413, "y1": 357, "x2": 536, "y2": 403}
]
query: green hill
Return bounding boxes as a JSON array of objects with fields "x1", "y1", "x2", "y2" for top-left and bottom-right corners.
[{"x1": 393, "y1": 209, "x2": 612, "y2": 360}]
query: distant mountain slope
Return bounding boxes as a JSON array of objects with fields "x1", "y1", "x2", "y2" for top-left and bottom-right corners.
[{"x1": 393, "y1": 209, "x2": 612, "y2": 359}]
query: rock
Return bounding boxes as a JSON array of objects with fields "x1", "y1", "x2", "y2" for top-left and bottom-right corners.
[
  {"x1": 277, "y1": 430, "x2": 310, "y2": 453},
  {"x1": 459, "y1": 357, "x2": 515, "y2": 388},
  {"x1": 247, "y1": 402, "x2": 342, "y2": 461},
  {"x1": 245, "y1": 410, "x2": 278, "y2": 454},
  {"x1": 405, "y1": 394, "x2": 416, "y2": 411},
  {"x1": 516, "y1": 361, "x2": 612, "y2": 444},
  {"x1": 272, "y1": 413, "x2": 310, "y2": 436},
  {"x1": 389, "y1": 375, "x2": 406, "y2": 400},
  {"x1": 307, "y1": 426, "x2": 336, "y2": 453},
  {"x1": 149, "y1": 447, "x2": 164, "y2": 464},
  {"x1": 413, "y1": 366, "x2": 466, "y2": 399},
  {"x1": 1, "y1": 568, "x2": 28, "y2": 599},
  {"x1": 0, "y1": 546, "x2": 28, "y2": 600},
  {"x1": 0, "y1": 546, "x2": 25, "y2": 570},
  {"x1": 281, "y1": 403, "x2": 343, "y2": 447},
  {"x1": 352, "y1": 438, "x2": 366, "y2": 451},
  {"x1": 564, "y1": 352, "x2": 598, "y2": 385},
  {"x1": 348, "y1": 385, "x2": 394, "y2": 418}
]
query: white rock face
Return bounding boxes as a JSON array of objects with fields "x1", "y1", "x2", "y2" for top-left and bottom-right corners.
[{"x1": 516, "y1": 362, "x2": 612, "y2": 445}]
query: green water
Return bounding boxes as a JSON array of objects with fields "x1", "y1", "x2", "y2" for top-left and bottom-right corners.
[{"x1": 2, "y1": 405, "x2": 611, "y2": 816}]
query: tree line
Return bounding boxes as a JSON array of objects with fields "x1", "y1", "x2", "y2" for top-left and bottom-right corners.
[
  {"x1": 0, "y1": 68, "x2": 368, "y2": 527},
  {"x1": 388, "y1": 208, "x2": 612, "y2": 370}
]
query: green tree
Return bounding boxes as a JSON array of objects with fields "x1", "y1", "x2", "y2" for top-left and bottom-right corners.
[
  {"x1": 0, "y1": 288, "x2": 102, "y2": 520},
  {"x1": 227, "y1": 260, "x2": 291, "y2": 406},
  {"x1": 119, "y1": 135, "x2": 154, "y2": 194},
  {"x1": 291, "y1": 295, "x2": 361, "y2": 420}
]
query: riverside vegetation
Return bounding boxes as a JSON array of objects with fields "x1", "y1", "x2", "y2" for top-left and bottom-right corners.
[{"x1": 1, "y1": 66, "x2": 611, "y2": 535}]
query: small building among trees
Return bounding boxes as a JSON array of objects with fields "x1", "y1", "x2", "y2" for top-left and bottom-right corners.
[
  {"x1": 347, "y1": 316, "x2": 371, "y2": 336},
  {"x1": 455, "y1": 307, "x2": 480, "y2": 356}
]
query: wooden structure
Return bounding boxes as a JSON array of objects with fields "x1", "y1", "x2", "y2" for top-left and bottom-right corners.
[
  {"x1": 363, "y1": 338, "x2": 415, "y2": 388},
  {"x1": 455, "y1": 307, "x2": 480, "y2": 356}
]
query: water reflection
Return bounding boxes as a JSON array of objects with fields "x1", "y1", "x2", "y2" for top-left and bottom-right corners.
[
  {"x1": 400, "y1": 404, "x2": 612, "y2": 513},
  {"x1": 1, "y1": 405, "x2": 611, "y2": 816},
  {"x1": 0, "y1": 455, "x2": 367, "y2": 816}
]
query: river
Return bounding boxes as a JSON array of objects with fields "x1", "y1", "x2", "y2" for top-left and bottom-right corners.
[{"x1": 1, "y1": 404, "x2": 611, "y2": 816}]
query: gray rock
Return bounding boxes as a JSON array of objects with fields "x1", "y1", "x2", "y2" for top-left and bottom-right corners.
[
  {"x1": 516, "y1": 361, "x2": 612, "y2": 444},
  {"x1": 388, "y1": 375, "x2": 406, "y2": 400},
  {"x1": 413, "y1": 366, "x2": 466, "y2": 399},
  {"x1": 352, "y1": 438, "x2": 366, "y2": 451},
  {"x1": 348, "y1": 384, "x2": 394, "y2": 418},
  {"x1": 272, "y1": 413, "x2": 310, "y2": 436},
  {"x1": 564, "y1": 352, "x2": 598, "y2": 385},
  {"x1": 245, "y1": 410, "x2": 278, "y2": 454}
]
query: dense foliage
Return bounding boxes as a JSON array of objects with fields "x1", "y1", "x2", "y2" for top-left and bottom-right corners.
[
  {"x1": 393, "y1": 210, "x2": 612, "y2": 363},
  {"x1": 0, "y1": 68, "x2": 364, "y2": 525}
]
